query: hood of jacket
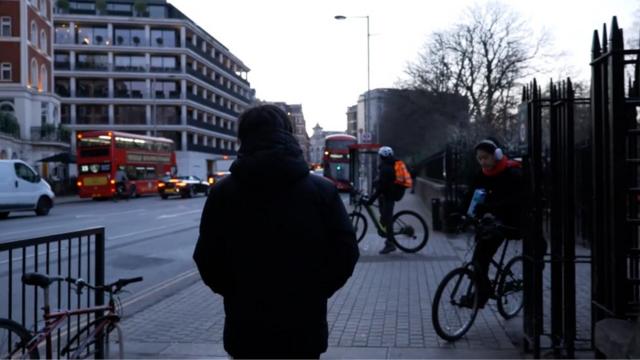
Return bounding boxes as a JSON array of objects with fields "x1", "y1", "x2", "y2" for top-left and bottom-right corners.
[{"x1": 230, "y1": 130, "x2": 309, "y2": 187}]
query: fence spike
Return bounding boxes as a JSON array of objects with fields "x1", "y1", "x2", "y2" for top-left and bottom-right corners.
[
  {"x1": 567, "y1": 77, "x2": 573, "y2": 98},
  {"x1": 603, "y1": 23, "x2": 608, "y2": 52},
  {"x1": 592, "y1": 30, "x2": 601, "y2": 58},
  {"x1": 611, "y1": 16, "x2": 623, "y2": 50}
]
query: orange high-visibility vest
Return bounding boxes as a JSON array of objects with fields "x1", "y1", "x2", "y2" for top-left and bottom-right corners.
[{"x1": 394, "y1": 160, "x2": 413, "y2": 188}]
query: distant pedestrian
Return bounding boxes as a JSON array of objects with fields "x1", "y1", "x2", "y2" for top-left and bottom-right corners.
[
  {"x1": 193, "y1": 104, "x2": 359, "y2": 359},
  {"x1": 410, "y1": 164, "x2": 419, "y2": 194}
]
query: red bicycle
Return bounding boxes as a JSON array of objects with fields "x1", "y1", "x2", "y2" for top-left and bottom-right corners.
[{"x1": 0, "y1": 273, "x2": 142, "y2": 359}]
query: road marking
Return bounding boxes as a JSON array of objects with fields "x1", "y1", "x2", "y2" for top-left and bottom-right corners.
[
  {"x1": 75, "y1": 209, "x2": 146, "y2": 218},
  {"x1": 121, "y1": 268, "x2": 198, "y2": 308},
  {"x1": 156, "y1": 209, "x2": 202, "y2": 219}
]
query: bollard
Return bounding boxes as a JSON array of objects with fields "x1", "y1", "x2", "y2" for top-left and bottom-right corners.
[{"x1": 431, "y1": 198, "x2": 442, "y2": 231}]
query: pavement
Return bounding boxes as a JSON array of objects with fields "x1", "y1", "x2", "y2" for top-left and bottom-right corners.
[{"x1": 119, "y1": 192, "x2": 528, "y2": 359}]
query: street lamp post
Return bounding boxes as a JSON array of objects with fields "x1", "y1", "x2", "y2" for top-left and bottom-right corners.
[{"x1": 334, "y1": 15, "x2": 371, "y2": 143}]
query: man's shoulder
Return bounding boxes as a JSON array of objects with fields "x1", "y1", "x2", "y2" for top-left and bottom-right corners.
[{"x1": 306, "y1": 174, "x2": 340, "y2": 194}]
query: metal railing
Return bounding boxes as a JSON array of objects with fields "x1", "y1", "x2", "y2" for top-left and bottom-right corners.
[{"x1": 0, "y1": 227, "x2": 105, "y2": 358}]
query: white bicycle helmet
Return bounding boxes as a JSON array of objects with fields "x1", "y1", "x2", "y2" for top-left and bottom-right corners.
[{"x1": 378, "y1": 146, "x2": 394, "y2": 158}]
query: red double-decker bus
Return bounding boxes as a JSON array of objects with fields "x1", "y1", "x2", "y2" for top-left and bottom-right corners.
[
  {"x1": 76, "y1": 131, "x2": 176, "y2": 199},
  {"x1": 322, "y1": 134, "x2": 357, "y2": 192}
]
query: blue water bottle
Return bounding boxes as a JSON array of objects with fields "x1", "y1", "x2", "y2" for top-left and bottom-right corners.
[{"x1": 467, "y1": 189, "x2": 486, "y2": 217}]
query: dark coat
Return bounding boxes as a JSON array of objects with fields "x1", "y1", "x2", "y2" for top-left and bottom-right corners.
[
  {"x1": 469, "y1": 163, "x2": 524, "y2": 229},
  {"x1": 370, "y1": 156, "x2": 397, "y2": 203},
  {"x1": 193, "y1": 130, "x2": 359, "y2": 358}
]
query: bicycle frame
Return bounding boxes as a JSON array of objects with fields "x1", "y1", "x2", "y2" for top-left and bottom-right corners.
[
  {"x1": 351, "y1": 195, "x2": 386, "y2": 234},
  {"x1": 464, "y1": 237, "x2": 518, "y2": 293},
  {"x1": 20, "y1": 286, "x2": 121, "y2": 359}
]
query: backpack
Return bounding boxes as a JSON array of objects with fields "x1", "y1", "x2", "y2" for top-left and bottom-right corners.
[
  {"x1": 391, "y1": 160, "x2": 412, "y2": 201},
  {"x1": 394, "y1": 160, "x2": 413, "y2": 188}
]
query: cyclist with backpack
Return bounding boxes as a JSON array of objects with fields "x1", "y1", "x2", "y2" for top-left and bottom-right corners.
[{"x1": 366, "y1": 146, "x2": 413, "y2": 254}]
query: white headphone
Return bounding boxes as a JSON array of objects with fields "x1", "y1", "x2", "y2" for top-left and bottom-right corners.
[{"x1": 478, "y1": 139, "x2": 503, "y2": 160}]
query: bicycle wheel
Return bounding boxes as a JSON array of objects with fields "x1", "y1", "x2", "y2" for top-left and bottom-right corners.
[
  {"x1": 497, "y1": 256, "x2": 524, "y2": 319},
  {"x1": 349, "y1": 212, "x2": 367, "y2": 243},
  {"x1": 0, "y1": 318, "x2": 39, "y2": 359},
  {"x1": 432, "y1": 267, "x2": 479, "y2": 342},
  {"x1": 390, "y1": 210, "x2": 429, "y2": 253}
]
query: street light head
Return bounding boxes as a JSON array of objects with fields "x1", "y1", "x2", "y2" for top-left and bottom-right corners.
[{"x1": 334, "y1": 15, "x2": 347, "y2": 20}]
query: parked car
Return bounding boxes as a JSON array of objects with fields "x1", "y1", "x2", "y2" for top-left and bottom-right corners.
[
  {"x1": 0, "y1": 160, "x2": 55, "y2": 218},
  {"x1": 207, "y1": 171, "x2": 231, "y2": 186},
  {"x1": 157, "y1": 175, "x2": 210, "y2": 199}
]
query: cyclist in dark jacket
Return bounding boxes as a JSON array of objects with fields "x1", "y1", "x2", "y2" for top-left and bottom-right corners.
[
  {"x1": 466, "y1": 139, "x2": 524, "y2": 307},
  {"x1": 193, "y1": 104, "x2": 359, "y2": 359},
  {"x1": 367, "y1": 146, "x2": 400, "y2": 254}
]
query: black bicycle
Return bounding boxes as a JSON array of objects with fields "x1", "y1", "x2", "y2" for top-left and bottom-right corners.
[
  {"x1": 348, "y1": 190, "x2": 429, "y2": 253},
  {"x1": 431, "y1": 215, "x2": 524, "y2": 341}
]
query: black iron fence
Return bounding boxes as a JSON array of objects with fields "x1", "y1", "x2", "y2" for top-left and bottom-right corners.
[
  {"x1": 590, "y1": 16, "x2": 640, "y2": 331},
  {"x1": 0, "y1": 228, "x2": 105, "y2": 358}
]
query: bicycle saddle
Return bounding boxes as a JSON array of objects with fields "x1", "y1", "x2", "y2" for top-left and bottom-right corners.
[{"x1": 22, "y1": 273, "x2": 53, "y2": 288}]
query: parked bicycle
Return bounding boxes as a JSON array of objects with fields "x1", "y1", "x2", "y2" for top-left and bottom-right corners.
[
  {"x1": 431, "y1": 215, "x2": 523, "y2": 341},
  {"x1": 348, "y1": 189, "x2": 429, "y2": 253},
  {"x1": 0, "y1": 273, "x2": 143, "y2": 359}
]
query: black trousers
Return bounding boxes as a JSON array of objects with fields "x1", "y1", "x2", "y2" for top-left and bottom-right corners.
[
  {"x1": 471, "y1": 226, "x2": 505, "y2": 302},
  {"x1": 378, "y1": 195, "x2": 395, "y2": 247}
]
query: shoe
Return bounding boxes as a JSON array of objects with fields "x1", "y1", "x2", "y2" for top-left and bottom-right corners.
[{"x1": 379, "y1": 245, "x2": 397, "y2": 254}]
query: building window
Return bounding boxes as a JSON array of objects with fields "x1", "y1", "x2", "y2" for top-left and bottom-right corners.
[
  {"x1": 0, "y1": 17, "x2": 11, "y2": 37},
  {"x1": 114, "y1": 55, "x2": 146, "y2": 72},
  {"x1": 148, "y1": 5, "x2": 165, "y2": 18},
  {"x1": 39, "y1": 0, "x2": 47, "y2": 18},
  {"x1": 55, "y1": 24, "x2": 73, "y2": 44},
  {"x1": 0, "y1": 63, "x2": 11, "y2": 81},
  {"x1": 40, "y1": 30, "x2": 47, "y2": 52},
  {"x1": 60, "y1": 104, "x2": 70, "y2": 124},
  {"x1": 76, "y1": 53, "x2": 109, "y2": 70},
  {"x1": 114, "y1": 79, "x2": 146, "y2": 98},
  {"x1": 114, "y1": 27, "x2": 145, "y2": 46},
  {"x1": 69, "y1": 1, "x2": 95, "y2": 13},
  {"x1": 150, "y1": 29, "x2": 176, "y2": 47},
  {"x1": 115, "y1": 105, "x2": 146, "y2": 124},
  {"x1": 77, "y1": 25, "x2": 108, "y2": 45},
  {"x1": 54, "y1": 52, "x2": 70, "y2": 70},
  {"x1": 155, "y1": 106, "x2": 179, "y2": 125},
  {"x1": 30, "y1": 59, "x2": 38, "y2": 87},
  {"x1": 107, "y1": 3, "x2": 132, "y2": 15},
  {"x1": 55, "y1": 78, "x2": 70, "y2": 97},
  {"x1": 152, "y1": 81, "x2": 179, "y2": 99},
  {"x1": 40, "y1": 65, "x2": 48, "y2": 92},
  {"x1": 150, "y1": 56, "x2": 178, "y2": 72},
  {"x1": 41, "y1": 102, "x2": 48, "y2": 123},
  {"x1": 30, "y1": 22, "x2": 38, "y2": 46},
  {"x1": 77, "y1": 78, "x2": 108, "y2": 98},
  {"x1": 76, "y1": 105, "x2": 108, "y2": 124}
]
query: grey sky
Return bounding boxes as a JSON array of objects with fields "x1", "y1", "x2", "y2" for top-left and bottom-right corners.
[{"x1": 168, "y1": 0, "x2": 638, "y2": 134}]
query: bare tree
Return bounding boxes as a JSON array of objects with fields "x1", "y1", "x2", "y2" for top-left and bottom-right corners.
[{"x1": 403, "y1": 1, "x2": 547, "y2": 139}]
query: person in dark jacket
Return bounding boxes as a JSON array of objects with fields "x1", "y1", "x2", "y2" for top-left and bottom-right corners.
[
  {"x1": 193, "y1": 104, "x2": 359, "y2": 359},
  {"x1": 366, "y1": 146, "x2": 400, "y2": 255},
  {"x1": 465, "y1": 139, "x2": 523, "y2": 308}
]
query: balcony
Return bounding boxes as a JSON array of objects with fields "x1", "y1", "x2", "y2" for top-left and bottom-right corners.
[
  {"x1": 153, "y1": 91, "x2": 182, "y2": 100},
  {"x1": 114, "y1": 65, "x2": 147, "y2": 73},
  {"x1": 184, "y1": 42, "x2": 249, "y2": 87},
  {"x1": 187, "y1": 118, "x2": 235, "y2": 136},
  {"x1": 115, "y1": 90, "x2": 146, "y2": 99},
  {"x1": 187, "y1": 143, "x2": 236, "y2": 156},
  {"x1": 187, "y1": 67, "x2": 214, "y2": 85},
  {"x1": 186, "y1": 92, "x2": 239, "y2": 117},
  {"x1": 150, "y1": 66, "x2": 181, "y2": 74},
  {"x1": 75, "y1": 62, "x2": 109, "y2": 71}
]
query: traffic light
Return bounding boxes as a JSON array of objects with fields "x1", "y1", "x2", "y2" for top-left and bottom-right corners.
[{"x1": 336, "y1": 165, "x2": 342, "y2": 171}]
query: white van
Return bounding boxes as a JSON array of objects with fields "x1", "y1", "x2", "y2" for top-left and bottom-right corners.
[{"x1": 0, "y1": 160, "x2": 55, "y2": 219}]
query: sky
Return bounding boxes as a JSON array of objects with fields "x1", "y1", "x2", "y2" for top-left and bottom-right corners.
[{"x1": 168, "y1": 0, "x2": 639, "y2": 134}]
